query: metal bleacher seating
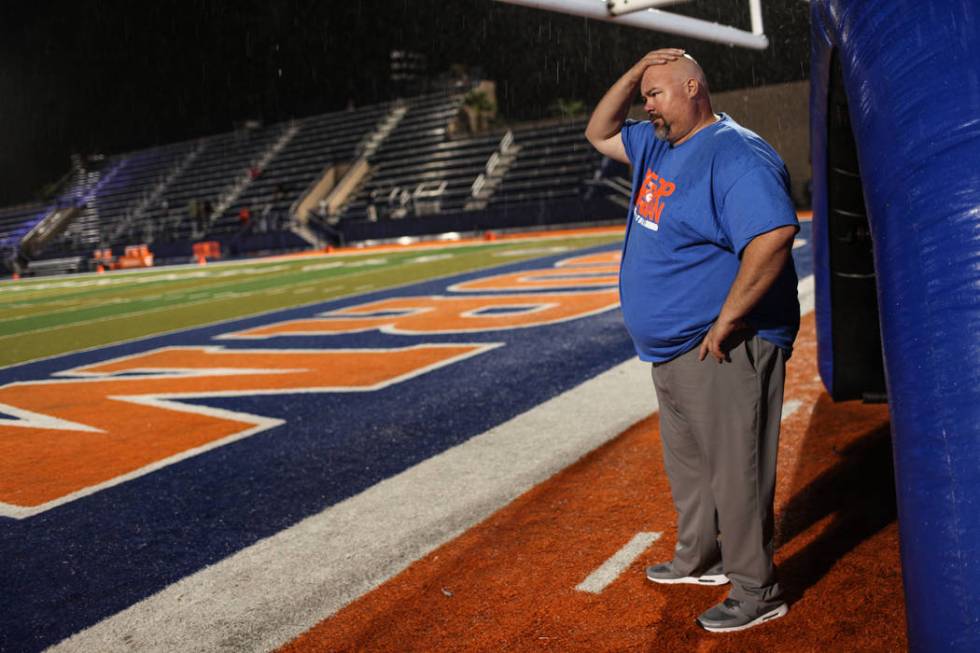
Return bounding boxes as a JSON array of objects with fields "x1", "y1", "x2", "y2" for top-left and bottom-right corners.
[
  {"x1": 208, "y1": 103, "x2": 392, "y2": 236},
  {"x1": 337, "y1": 113, "x2": 603, "y2": 222},
  {"x1": 0, "y1": 203, "x2": 48, "y2": 258},
  {"x1": 486, "y1": 118, "x2": 602, "y2": 207},
  {"x1": 19, "y1": 101, "x2": 396, "y2": 260},
  {"x1": 139, "y1": 126, "x2": 288, "y2": 242},
  {"x1": 338, "y1": 92, "x2": 491, "y2": 220}
]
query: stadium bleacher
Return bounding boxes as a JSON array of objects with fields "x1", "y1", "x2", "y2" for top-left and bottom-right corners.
[
  {"x1": 0, "y1": 203, "x2": 47, "y2": 250},
  {"x1": 3, "y1": 88, "x2": 617, "y2": 275},
  {"x1": 487, "y1": 118, "x2": 602, "y2": 207}
]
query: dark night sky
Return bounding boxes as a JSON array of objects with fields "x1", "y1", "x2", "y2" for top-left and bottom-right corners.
[{"x1": 0, "y1": 0, "x2": 809, "y2": 207}]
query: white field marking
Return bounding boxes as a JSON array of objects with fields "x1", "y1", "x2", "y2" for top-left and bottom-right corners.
[
  {"x1": 0, "y1": 236, "x2": 470, "y2": 293},
  {"x1": 447, "y1": 273, "x2": 616, "y2": 294},
  {"x1": 0, "y1": 264, "x2": 291, "y2": 295},
  {"x1": 49, "y1": 275, "x2": 816, "y2": 652},
  {"x1": 0, "y1": 296, "x2": 246, "y2": 340},
  {"x1": 216, "y1": 291, "x2": 619, "y2": 339},
  {"x1": 0, "y1": 401, "x2": 104, "y2": 433},
  {"x1": 256, "y1": 228, "x2": 621, "y2": 264},
  {"x1": 47, "y1": 356, "x2": 656, "y2": 653},
  {"x1": 301, "y1": 261, "x2": 345, "y2": 272},
  {"x1": 0, "y1": 344, "x2": 500, "y2": 520},
  {"x1": 492, "y1": 246, "x2": 571, "y2": 258},
  {"x1": 409, "y1": 253, "x2": 455, "y2": 264},
  {"x1": 0, "y1": 242, "x2": 626, "y2": 371},
  {"x1": 0, "y1": 268, "x2": 295, "y2": 327},
  {"x1": 576, "y1": 532, "x2": 663, "y2": 594},
  {"x1": 0, "y1": 273, "x2": 349, "y2": 342},
  {"x1": 459, "y1": 303, "x2": 556, "y2": 319},
  {"x1": 798, "y1": 274, "x2": 814, "y2": 315},
  {"x1": 0, "y1": 414, "x2": 282, "y2": 522},
  {"x1": 449, "y1": 250, "x2": 617, "y2": 292},
  {"x1": 574, "y1": 355, "x2": 814, "y2": 596},
  {"x1": 781, "y1": 399, "x2": 803, "y2": 421},
  {"x1": 345, "y1": 258, "x2": 387, "y2": 268},
  {"x1": 0, "y1": 299, "x2": 222, "y2": 341},
  {"x1": 556, "y1": 253, "x2": 621, "y2": 268}
]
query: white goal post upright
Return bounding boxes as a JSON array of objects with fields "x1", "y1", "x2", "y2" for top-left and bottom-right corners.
[{"x1": 493, "y1": 0, "x2": 769, "y2": 50}]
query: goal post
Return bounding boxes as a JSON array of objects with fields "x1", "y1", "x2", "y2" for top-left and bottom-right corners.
[{"x1": 493, "y1": 0, "x2": 769, "y2": 50}]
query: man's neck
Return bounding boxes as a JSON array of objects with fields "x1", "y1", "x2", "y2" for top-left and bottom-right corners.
[{"x1": 671, "y1": 110, "x2": 721, "y2": 147}]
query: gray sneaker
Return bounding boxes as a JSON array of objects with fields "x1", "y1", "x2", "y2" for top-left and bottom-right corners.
[
  {"x1": 696, "y1": 598, "x2": 788, "y2": 632},
  {"x1": 645, "y1": 561, "x2": 729, "y2": 586}
]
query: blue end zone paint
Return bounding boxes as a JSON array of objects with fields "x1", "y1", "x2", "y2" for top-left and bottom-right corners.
[{"x1": 0, "y1": 238, "x2": 813, "y2": 651}]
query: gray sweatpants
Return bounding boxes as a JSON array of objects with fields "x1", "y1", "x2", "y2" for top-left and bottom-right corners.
[{"x1": 650, "y1": 334, "x2": 786, "y2": 608}]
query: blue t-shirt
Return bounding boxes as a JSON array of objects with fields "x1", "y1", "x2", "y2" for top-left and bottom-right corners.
[{"x1": 619, "y1": 114, "x2": 800, "y2": 363}]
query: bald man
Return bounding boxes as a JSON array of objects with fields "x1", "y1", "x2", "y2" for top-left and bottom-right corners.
[{"x1": 586, "y1": 50, "x2": 799, "y2": 632}]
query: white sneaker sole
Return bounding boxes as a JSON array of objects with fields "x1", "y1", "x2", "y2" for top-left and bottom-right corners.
[
  {"x1": 646, "y1": 572, "x2": 730, "y2": 586},
  {"x1": 698, "y1": 603, "x2": 789, "y2": 633}
]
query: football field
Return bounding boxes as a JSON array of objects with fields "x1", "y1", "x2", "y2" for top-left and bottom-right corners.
[
  {"x1": 0, "y1": 223, "x2": 906, "y2": 652},
  {"x1": 0, "y1": 230, "x2": 621, "y2": 367}
]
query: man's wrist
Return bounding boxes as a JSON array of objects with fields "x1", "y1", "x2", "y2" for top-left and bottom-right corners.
[
  {"x1": 716, "y1": 310, "x2": 744, "y2": 327},
  {"x1": 624, "y1": 63, "x2": 646, "y2": 85}
]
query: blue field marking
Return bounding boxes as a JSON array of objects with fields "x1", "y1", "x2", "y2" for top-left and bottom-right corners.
[{"x1": 0, "y1": 236, "x2": 813, "y2": 651}]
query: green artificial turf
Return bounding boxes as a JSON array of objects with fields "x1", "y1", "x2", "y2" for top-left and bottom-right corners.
[{"x1": 0, "y1": 234, "x2": 622, "y2": 368}]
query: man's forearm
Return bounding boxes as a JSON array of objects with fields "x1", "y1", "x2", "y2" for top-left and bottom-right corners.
[
  {"x1": 584, "y1": 65, "x2": 645, "y2": 143},
  {"x1": 699, "y1": 225, "x2": 796, "y2": 362},
  {"x1": 717, "y1": 227, "x2": 797, "y2": 325},
  {"x1": 585, "y1": 48, "x2": 684, "y2": 144}
]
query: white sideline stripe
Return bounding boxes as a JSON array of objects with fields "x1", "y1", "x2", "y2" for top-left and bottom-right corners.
[
  {"x1": 575, "y1": 531, "x2": 663, "y2": 594},
  {"x1": 47, "y1": 357, "x2": 658, "y2": 653},
  {"x1": 48, "y1": 274, "x2": 815, "y2": 653},
  {"x1": 798, "y1": 274, "x2": 814, "y2": 315},
  {"x1": 781, "y1": 399, "x2": 803, "y2": 421}
]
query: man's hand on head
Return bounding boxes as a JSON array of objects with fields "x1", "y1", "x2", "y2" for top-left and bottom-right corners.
[
  {"x1": 585, "y1": 47, "x2": 685, "y2": 164},
  {"x1": 633, "y1": 49, "x2": 686, "y2": 76}
]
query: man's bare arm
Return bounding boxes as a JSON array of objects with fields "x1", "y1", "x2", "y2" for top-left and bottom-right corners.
[
  {"x1": 585, "y1": 49, "x2": 685, "y2": 164},
  {"x1": 699, "y1": 225, "x2": 798, "y2": 363}
]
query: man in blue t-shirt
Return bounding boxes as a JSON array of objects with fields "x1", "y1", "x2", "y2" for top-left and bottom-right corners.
[{"x1": 586, "y1": 49, "x2": 799, "y2": 633}]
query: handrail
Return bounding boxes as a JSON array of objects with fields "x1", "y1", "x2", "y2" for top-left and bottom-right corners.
[
  {"x1": 471, "y1": 174, "x2": 486, "y2": 197},
  {"x1": 413, "y1": 180, "x2": 448, "y2": 198},
  {"x1": 485, "y1": 152, "x2": 501, "y2": 176}
]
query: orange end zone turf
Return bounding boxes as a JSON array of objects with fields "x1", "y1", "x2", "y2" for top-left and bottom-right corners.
[{"x1": 279, "y1": 313, "x2": 905, "y2": 652}]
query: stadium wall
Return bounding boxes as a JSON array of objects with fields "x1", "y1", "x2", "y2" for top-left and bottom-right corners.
[{"x1": 338, "y1": 196, "x2": 624, "y2": 243}]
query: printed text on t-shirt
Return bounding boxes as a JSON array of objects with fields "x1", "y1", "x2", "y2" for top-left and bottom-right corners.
[{"x1": 633, "y1": 168, "x2": 675, "y2": 232}]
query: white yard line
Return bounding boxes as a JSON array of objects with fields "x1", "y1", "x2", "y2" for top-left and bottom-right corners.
[
  {"x1": 575, "y1": 385, "x2": 813, "y2": 597},
  {"x1": 575, "y1": 532, "x2": 663, "y2": 594},
  {"x1": 781, "y1": 399, "x2": 803, "y2": 421},
  {"x1": 0, "y1": 275, "x2": 353, "y2": 342}
]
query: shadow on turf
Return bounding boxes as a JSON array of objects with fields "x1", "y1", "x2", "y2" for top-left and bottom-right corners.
[{"x1": 774, "y1": 393, "x2": 897, "y2": 605}]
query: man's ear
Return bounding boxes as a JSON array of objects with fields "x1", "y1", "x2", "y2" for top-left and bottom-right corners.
[{"x1": 686, "y1": 78, "x2": 699, "y2": 97}]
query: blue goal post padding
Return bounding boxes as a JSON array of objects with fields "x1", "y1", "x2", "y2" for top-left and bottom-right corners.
[{"x1": 810, "y1": 1, "x2": 980, "y2": 650}]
